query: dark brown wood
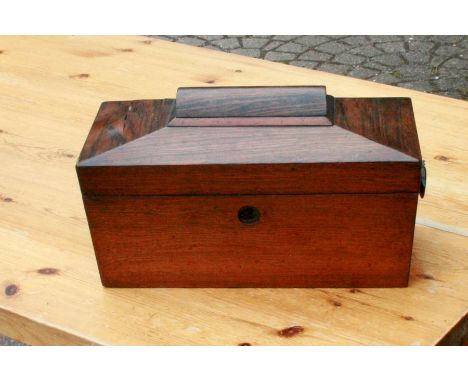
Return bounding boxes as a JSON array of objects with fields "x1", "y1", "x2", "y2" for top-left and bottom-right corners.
[
  {"x1": 83, "y1": 193, "x2": 418, "y2": 287},
  {"x1": 77, "y1": 162, "x2": 421, "y2": 196},
  {"x1": 79, "y1": 99, "x2": 174, "y2": 161},
  {"x1": 78, "y1": 126, "x2": 417, "y2": 166},
  {"x1": 175, "y1": 86, "x2": 328, "y2": 118},
  {"x1": 168, "y1": 116, "x2": 333, "y2": 127},
  {"x1": 335, "y1": 97, "x2": 422, "y2": 160},
  {"x1": 76, "y1": 86, "x2": 424, "y2": 288}
]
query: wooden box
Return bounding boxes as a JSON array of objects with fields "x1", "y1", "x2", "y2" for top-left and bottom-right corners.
[{"x1": 77, "y1": 86, "x2": 425, "y2": 288}]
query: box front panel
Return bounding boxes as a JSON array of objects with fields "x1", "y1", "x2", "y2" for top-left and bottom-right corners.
[{"x1": 84, "y1": 193, "x2": 418, "y2": 287}]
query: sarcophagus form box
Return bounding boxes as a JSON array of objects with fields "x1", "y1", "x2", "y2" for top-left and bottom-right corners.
[{"x1": 77, "y1": 86, "x2": 425, "y2": 287}]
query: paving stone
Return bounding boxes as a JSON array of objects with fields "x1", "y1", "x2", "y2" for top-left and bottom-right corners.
[
  {"x1": 375, "y1": 41, "x2": 406, "y2": 53},
  {"x1": 433, "y1": 76, "x2": 465, "y2": 91},
  {"x1": 434, "y1": 90, "x2": 465, "y2": 99},
  {"x1": 276, "y1": 42, "x2": 308, "y2": 53},
  {"x1": 430, "y1": 35, "x2": 464, "y2": 44},
  {"x1": 272, "y1": 35, "x2": 300, "y2": 41},
  {"x1": 430, "y1": 55, "x2": 449, "y2": 67},
  {"x1": 341, "y1": 36, "x2": 370, "y2": 45},
  {"x1": 397, "y1": 80, "x2": 435, "y2": 92},
  {"x1": 197, "y1": 34, "x2": 224, "y2": 41},
  {"x1": 402, "y1": 51, "x2": 432, "y2": 64},
  {"x1": 241, "y1": 37, "x2": 269, "y2": 48},
  {"x1": 204, "y1": 45, "x2": 222, "y2": 52},
  {"x1": 363, "y1": 62, "x2": 392, "y2": 71},
  {"x1": 298, "y1": 51, "x2": 332, "y2": 61},
  {"x1": 153, "y1": 35, "x2": 175, "y2": 42},
  {"x1": 395, "y1": 65, "x2": 433, "y2": 80},
  {"x1": 371, "y1": 53, "x2": 405, "y2": 66},
  {"x1": 230, "y1": 48, "x2": 262, "y2": 58},
  {"x1": 316, "y1": 41, "x2": 350, "y2": 54},
  {"x1": 177, "y1": 36, "x2": 206, "y2": 47},
  {"x1": 200, "y1": 34, "x2": 224, "y2": 41},
  {"x1": 437, "y1": 66, "x2": 465, "y2": 78},
  {"x1": 371, "y1": 72, "x2": 401, "y2": 84},
  {"x1": 264, "y1": 51, "x2": 296, "y2": 61},
  {"x1": 326, "y1": 35, "x2": 347, "y2": 40},
  {"x1": 348, "y1": 67, "x2": 380, "y2": 79},
  {"x1": 211, "y1": 38, "x2": 240, "y2": 50},
  {"x1": 333, "y1": 53, "x2": 366, "y2": 65},
  {"x1": 317, "y1": 63, "x2": 350, "y2": 75},
  {"x1": 368, "y1": 35, "x2": 401, "y2": 43},
  {"x1": 263, "y1": 41, "x2": 282, "y2": 51},
  {"x1": 438, "y1": 57, "x2": 466, "y2": 69},
  {"x1": 434, "y1": 45, "x2": 465, "y2": 56},
  {"x1": 348, "y1": 45, "x2": 382, "y2": 57},
  {"x1": 289, "y1": 60, "x2": 319, "y2": 69},
  {"x1": 408, "y1": 40, "x2": 435, "y2": 52},
  {"x1": 294, "y1": 35, "x2": 331, "y2": 46},
  {"x1": 0, "y1": 336, "x2": 25, "y2": 345}
]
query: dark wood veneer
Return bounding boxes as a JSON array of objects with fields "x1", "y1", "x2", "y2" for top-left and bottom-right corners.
[
  {"x1": 76, "y1": 86, "x2": 424, "y2": 288},
  {"x1": 335, "y1": 98, "x2": 421, "y2": 160},
  {"x1": 176, "y1": 86, "x2": 327, "y2": 118},
  {"x1": 77, "y1": 162, "x2": 420, "y2": 196},
  {"x1": 85, "y1": 193, "x2": 417, "y2": 288},
  {"x1": 168, "y1": 116, "x2": 333, "y2": 127},
  {"x1": 78, "y1": 125, "x2": 416, "y2": 167},
  {"x1": 79, "y1": 99, "x2": 174, "y2": 161}
]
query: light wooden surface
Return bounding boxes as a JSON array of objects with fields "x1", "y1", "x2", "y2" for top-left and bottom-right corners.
[{"x1": 0, "y1": 36, "x2": 466, "y2": 345}]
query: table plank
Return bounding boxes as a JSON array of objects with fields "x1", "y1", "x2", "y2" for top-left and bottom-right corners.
[{"x1": 0, "y1": 36, "x2": 466, "y2": 345}]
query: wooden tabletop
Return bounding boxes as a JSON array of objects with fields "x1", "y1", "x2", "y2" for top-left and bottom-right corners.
[{"x1": 0, "y1": 36, "x2": 466, "y2": 345}]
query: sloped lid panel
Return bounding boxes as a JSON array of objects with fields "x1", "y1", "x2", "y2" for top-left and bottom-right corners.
[
  {"x1": 79, "y1": 125, "x2": 417, "y2": 167},
  {"x1": 335, "y1": 98, "x2": 422, "y2": 161}
]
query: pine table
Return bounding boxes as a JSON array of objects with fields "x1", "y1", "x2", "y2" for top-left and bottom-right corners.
[{"x1": 0, "y1": 36, "x2": 466, "y2": 345}]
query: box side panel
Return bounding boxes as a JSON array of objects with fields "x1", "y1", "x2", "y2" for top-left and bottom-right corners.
[{"x1": 83, "y1": 193, "x2": 418, "y2": 288}]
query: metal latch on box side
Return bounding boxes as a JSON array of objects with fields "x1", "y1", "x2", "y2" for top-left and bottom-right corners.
[{"x1": 420, "y1": 160, "x2": 427, "y2": 198}]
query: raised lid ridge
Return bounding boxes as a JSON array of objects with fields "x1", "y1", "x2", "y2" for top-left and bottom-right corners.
[{"x1": 175, "y1": 86, "x2": 328, "y2": 118}]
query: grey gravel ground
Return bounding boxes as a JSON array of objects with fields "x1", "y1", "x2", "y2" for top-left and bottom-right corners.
[
  {"x1": 1, "y1": 34, "x2": 466, "y2": 346},
  {"x1": 153, "y1": 35, "x2": 467, "y2": 100}
]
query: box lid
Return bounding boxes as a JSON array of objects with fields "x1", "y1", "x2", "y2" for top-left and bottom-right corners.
[{"x1": 77, "y1": 86, "x2": 423, "y2": 196}]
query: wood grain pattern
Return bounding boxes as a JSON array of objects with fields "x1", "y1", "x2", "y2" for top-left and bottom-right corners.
[
  {"x1": 79, "y1": 99, "x2": 174, "y2": 161},
  {"x1": 335, "y1": 98, "x2": 422, "y2": 160},
  {"x1": 78, "y1": 89, "x2": 423, "y2": 289},
  {"x1": 84, "y1": 193, "x2": 418, "y2": 288},
  {"x1": 78, "y1": 125, "x2": 417, "y2": 167},
  {"x1": 77, "y1": 162, "x2": 421, "y2": 196},
  {"x1": 176, "y1": 86, "x2": 328, "y2": 118},
  {"x1": 0, "y1": 36, "x2": 466, "y2": 345}
]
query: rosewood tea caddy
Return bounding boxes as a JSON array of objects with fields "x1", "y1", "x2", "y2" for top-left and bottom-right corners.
[{"x1": 77, "y1": 86, "x2": 425, "y2": 288}]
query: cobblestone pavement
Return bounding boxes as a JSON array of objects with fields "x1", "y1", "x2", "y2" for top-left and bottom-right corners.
[
  {"x1": 1, "y1": 34, "x2": 466, "y2": 347},
  {"x1": 153, "y1": 35, "x2": 467, "y2": 100},
  {"x1": 0, "y1": 336, "x2": 25, "y2": 345}
]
